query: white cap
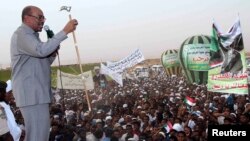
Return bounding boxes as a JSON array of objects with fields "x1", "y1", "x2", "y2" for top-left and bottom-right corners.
[
  {"x1": 97, "y1": 109, "x2": 103, "y2": 114},
  {"x1": 91, "y1": 100, "x2": 97, "y2": 104},
  {"x1": 137, "y1": 106, "x2": 142, "y2": 109},
  {"x1": 169, "y1": 97, "x2": 175, "y2": 103},
  {"x1": 53, "y1": 115, "x2": 59, "y2": 119},
  {"x1": 6, "y1": 80, "x2": 12, "y2": 93},
  {"x1": 158, "y1": 132, "x2": 166, "y2": 138},
  {"x1": 96, "y1": 119, "x2": 102, "y2": 123},
  {"x1": 198, "y1": 116, "x2": 204, "y2": 120},
  {"x1": 172, "y1": 123, "x2": 184, "y2": 132},
  {"x1": 230, "y1": 113, "x2": 237, "y2": 118},
  {"x1": 83, "y1": 112, "x2": 89, "y2": 116},
  {"x1": 123, "y1": 104, "x2": 128, "y2": 108},
  {"x1": 105, "y1": 116, "x2": 112, "y2": 121},
  {"x1": 118, "y1": 118, "x2": 124, "y2": 123},
  {"x1": 244, "y1": 103, "x2": 250, "y2": 108}
]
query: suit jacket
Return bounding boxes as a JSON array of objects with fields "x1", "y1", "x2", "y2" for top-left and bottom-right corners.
[{"x1": 10, "y1": 23, "x2": 67, "y2": 107}]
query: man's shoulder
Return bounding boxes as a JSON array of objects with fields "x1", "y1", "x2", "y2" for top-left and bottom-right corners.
[{"x1": 15, "y1": 24, "x2": 34, "y2": 35}]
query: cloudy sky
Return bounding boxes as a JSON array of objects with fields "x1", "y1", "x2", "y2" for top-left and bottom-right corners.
[{"x1": 0, "y1": 0, "x2": 249, "y2": 68}]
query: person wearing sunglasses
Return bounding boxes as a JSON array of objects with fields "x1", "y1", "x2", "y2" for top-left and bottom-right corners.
[{"x1": 10, "y1": 5, "x2": 78, "y2": 141}]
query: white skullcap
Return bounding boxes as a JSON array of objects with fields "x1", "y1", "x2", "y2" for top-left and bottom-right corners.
[
  {"x1": 169, "y1": 97, "x2": 175, "y2": 103},
  {"x1": 123, "y1": 104, "x2": 128, "y2": 108},
  {"x1": 158, "y1": 131, "x2": 166, "y2": 138},
  {"x1": 220, "y1": 94, "x2": 229, "y2": 99},
  {"x1": 83, "y1": 112, "x2": 89, "y2": 116},
  {"x1": 6, "y1": 80, "x2": 12, "y2": 93},
  {"x1": 53, "y1": 115, "x2": 59, "y2": 119},
  {"x1": 198, "y1": 116, "x2": 204, "y2": 120},
  {"x1": 176, "y1": 96, "x2": 181, "y2": 100},
  {"x1": 97, "y1": 109, "x2": 103, "y2": 114},
  {"x1": 172, "y1": 123, "x2": 184, "y2": 132},
  {"x1": 175, "y1": 93, "x2": 181, "y2": 96},
  {"x1": 230, "y1": 113, "x2": 236, "y2": 118},
  {"x1": 178, "y1": 87, "x2": 183, "y2": 90},
  {"x1": 118, "y1": 118, "x2": 124, "y2": 124},
  {"x1": 137, "y1": 106, "x2": 142, "y2": 109},
  {"x1": 244, "y1": 103, "x2": 250, "y2": 109},
  {"x1": 91, "y1": 100, "x2": 97, "y2": 104},
  {"x1": 94, "y1": 66, "x2": 100, "y2": 70},
  {"x1": 105, "y1": 116, "x2": 112, "y2": 121},
  {"x1": 96, "y1": 119, "x2": 102, "y2": 123}
]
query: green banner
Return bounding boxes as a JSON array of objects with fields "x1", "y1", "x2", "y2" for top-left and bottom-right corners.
[
  {"x1": 162, "y1": 53, "x2": 179, "y2": 68},
  {"x1": 161, "y1": 49, "x2": 182, "y2": 76}
]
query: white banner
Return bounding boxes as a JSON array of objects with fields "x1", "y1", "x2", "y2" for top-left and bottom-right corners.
[
  {"x1": 57, "y1": 70, "x2": 94, "y2": 90},
  {"x1": 100, "y1": 63, "x2": 123, "y2": 86},
  {"x1": 106, "y1": 61, "x2": 115, "y2": 67},
  {"x1": 106, "y1": 49, "x2": 145, "y2": 73}
]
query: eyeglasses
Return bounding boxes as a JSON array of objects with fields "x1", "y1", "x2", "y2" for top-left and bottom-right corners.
[{"x1": 27, "y1": 14, "x2": 46, "y2": 21}]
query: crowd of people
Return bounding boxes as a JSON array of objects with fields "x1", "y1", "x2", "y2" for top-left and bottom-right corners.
[{"x1": 1, "y1": 68, "x2": 250, "y2": 141}]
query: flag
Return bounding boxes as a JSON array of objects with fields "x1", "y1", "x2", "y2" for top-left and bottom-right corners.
[
  {"x1": 163, "y1": 121, "x2": 173, "y2": 133},
  {"x1": 207, "y1": 17, "x2": 248, "y2": 94},
  {"x1": 184, "y1": 96, "x2": 196, "y2": 106},
  {"x1": 209, "y1": 22, "x2": 223, "y2": 68}
]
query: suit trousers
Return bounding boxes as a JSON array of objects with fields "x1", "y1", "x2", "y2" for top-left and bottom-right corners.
[{"x1": 20, "y1": 103, "x2": 50, "y2": 141}]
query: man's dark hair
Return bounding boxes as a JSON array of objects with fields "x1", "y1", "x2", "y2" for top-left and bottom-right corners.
[
  {"x1": 93, "y1": 128, "x2": 104, "y2": 139},
  {"x1": 104, "y1": 127, "x2": 113, "y2": 138},
  {"x1": 0, "y1": 81, "x2": 7, "y2": 102},
  {"x1": 132, "y1": 121, "x2": 140, "y2": 127},
  {"x1": 110, "y1": 136, "x2": 119, "y2": 141},
  {"x1": 169, "y1": 135, "x2": 178, "y2": 141}
]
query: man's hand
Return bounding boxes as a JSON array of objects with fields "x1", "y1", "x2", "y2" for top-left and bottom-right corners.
[{"x1": 63, "y1": 19, "x2": 78, "y2": 34}]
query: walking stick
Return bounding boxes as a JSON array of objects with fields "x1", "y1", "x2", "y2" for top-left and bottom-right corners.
[{"x1": 60, "y1": 6, "x2": 92, "y2": 111}]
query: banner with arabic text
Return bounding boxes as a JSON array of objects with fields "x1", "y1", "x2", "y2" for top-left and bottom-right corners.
[
  {"x1": 106, "y1": 49, "x2": 145, "y2": 73},
  {"x1": 100, "y1": 63, "x2": 123, "y2": 86},
  {"x1": 185, "y1": 44, "x2": 210, "y2": 71},
  {"x1": 57, "y1": 70, "x2": 94, "y2": 90}
]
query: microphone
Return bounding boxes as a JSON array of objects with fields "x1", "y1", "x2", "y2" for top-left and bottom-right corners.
[{"x1": 44, "y1": 25, "x2": 54, "y2": 38}]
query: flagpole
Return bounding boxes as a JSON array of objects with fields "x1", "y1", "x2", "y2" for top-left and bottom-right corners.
[
  {"x1": 69, "y1": 14, "x2": 92, "y2": 112},
  {"x1": 60, "y1": 6, "x2": 92, "y2": 111}
]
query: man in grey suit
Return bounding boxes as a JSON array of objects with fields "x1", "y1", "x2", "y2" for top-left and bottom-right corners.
[{"x1": 10, "y1": 5, "x2": 78, "y2": 141}]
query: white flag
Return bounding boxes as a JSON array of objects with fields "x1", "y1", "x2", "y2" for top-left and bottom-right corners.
[{"x1": 100, "y1": 63, "x2": 123, "y2": 86}]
